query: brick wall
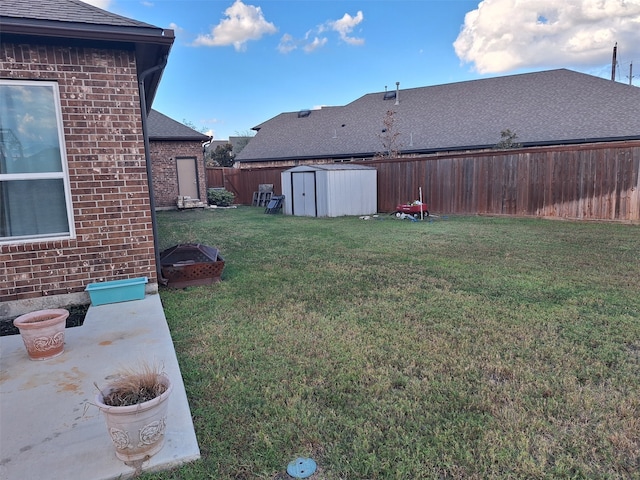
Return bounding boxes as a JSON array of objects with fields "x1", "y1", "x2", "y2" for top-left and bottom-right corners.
[
  {"x1": 0, "y1": 42, "x2": 158, "y2": 304},
  {"x1": 150, "y1": 140, "x2": 207, "y2": 208}
]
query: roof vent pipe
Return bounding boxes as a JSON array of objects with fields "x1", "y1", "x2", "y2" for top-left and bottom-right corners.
[{"x1": 395, "y1": 82, "x2": 400, "y2": 105}]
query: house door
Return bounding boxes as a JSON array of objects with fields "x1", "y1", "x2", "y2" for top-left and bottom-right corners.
[
  {"x1": 291, "y1": 172, "x2": 317, "y2": 216},
  {"x1": 176, "y1": 157, "x2": 199, "y2": 199}
]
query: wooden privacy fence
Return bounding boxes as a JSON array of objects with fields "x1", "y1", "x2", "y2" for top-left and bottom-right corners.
[
  {"x1": 374, "y1": 142, "x2": 639, "y2": 221},
  {"x1": 206, "y1": 141, "x2": 640, "y2": 222},
  {"x1": 207, "y1": 166, "x2": 283, "y2": 205}
]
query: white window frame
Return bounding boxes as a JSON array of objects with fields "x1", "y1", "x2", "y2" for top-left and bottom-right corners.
[{"x1": 0, "y1": 79, "x2": 75, "y2": 244}]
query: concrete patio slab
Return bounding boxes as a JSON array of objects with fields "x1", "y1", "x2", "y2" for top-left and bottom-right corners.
[{"x1": 0, "y1": 294, "x2": 200, "y2": 480}]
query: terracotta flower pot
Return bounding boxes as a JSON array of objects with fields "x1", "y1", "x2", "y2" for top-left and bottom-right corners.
[
  {"x1": 95, "y1": 373, "x2": 172, "y2": 463},
  {"x1": 13, "y1": 309, "x2": 69, "y2": 360}
]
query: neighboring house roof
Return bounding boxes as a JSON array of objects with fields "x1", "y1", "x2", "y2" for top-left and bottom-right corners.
[
  {"x1": 207, "y1": 140, "x2": 230, "y2": 150},
  {"x1": 148, "y1": 110, "x2": 211, "y2": 142},
  {"x1": 228, "y1": 136, "x2": 253, "y2": 155},
  {"x1": 0, "y1": 0, "x2": 174, "y2": 109},
  {"x1": 202, "y1": 138, "x2": 253, "y2": 161},
  {"x1": 236, "y1": 69, "x2": 640, "y2": 163}
]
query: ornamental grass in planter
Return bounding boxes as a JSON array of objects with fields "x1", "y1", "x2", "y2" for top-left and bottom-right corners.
[{"x1": 95, "y1": 363, "x2": 172, "y2": 465}]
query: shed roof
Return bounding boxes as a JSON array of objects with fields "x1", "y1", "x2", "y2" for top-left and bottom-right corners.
[
  {"x1": 0, "y1": 0, "x2": 174, "y2": 109},
  {"x1": 236, "y1": 69, "x2": 640, "y2": 163},
  {"x1": 283, "y1": 164, "x2": 377, "y2": 173},
  {"x1": 148, "y1": 110, "x2": 211, "y2": 142}
]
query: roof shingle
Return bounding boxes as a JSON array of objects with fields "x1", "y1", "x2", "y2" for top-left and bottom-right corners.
[
  {"x1": 0, "y1": 0, "x2": 155, "y2": 28},
  {"x1": 148, "y1": 110, "x2": 210, "y2": 141},
  {"x1": 1, "y1": 0, "x2": 174, "y2": 110},
  {"x1": 236, "y1": 69, "x2": 640, "y2": 162}
]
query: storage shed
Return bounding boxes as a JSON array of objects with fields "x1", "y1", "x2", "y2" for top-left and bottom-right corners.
[{"x1": 281, "y1": 164, "x2": 377, "y2": 217}]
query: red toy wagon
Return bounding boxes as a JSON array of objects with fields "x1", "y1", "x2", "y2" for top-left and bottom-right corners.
[{"x1": 394, "y1": 202, "x2": 429, "y2": 217}]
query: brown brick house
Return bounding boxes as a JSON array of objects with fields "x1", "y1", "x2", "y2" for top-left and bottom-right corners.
[
  {"x1": 0, "y1": 0, "x2": 174, "y2": 317},
  {"x1": 148, "y1": 110, "x2": 210, "y2": 209}
]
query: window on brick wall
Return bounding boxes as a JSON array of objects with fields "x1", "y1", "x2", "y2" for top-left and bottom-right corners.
[{"x1": 0, "y1": 80, "x2": 75, "y2": 243}]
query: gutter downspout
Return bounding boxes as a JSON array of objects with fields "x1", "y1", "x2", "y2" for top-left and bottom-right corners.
[{"x1": 138, "y1": 56, "x2": 169, "y2": 286}]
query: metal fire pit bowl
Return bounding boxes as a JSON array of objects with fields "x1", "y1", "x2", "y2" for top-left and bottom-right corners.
[{"x1": 160, "y1": 243, "x2": 225, "y2": 288}]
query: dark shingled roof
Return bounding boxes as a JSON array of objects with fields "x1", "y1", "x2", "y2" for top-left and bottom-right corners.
[
  {"x1": 0, "y1": 0, "x2": 156, "y2": 28},
  {"x1": 0, "y1": 0, "x2": 174, "y2": 109},
  {"x1": 236, "y1": 69, "x2": 640, "y2": 163},
  {"x1": 148, "y1": 110, "x2": 210, "y2": 141}
]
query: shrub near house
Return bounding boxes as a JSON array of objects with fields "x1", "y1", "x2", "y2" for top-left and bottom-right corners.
[{"x1": 207, "y1": 188, "x2": 235, "y2": 207}]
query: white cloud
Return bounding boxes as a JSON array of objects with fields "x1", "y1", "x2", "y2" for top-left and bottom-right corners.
[
  {"x1": 279, "y1": 10, "x2": 364, "y2": 54},
  {"x1": 328, "y1": 11, "x2": 365, "y2": 45},
  {"x1": 454, "y1": 0, "x2": 640, "y2": 74},
  {"x1": 304, "y1": 36, "x2": 328, "y2": 53},
  {"x1": 278, "y1": 32, "x2": 327, "y2": 54},
  {"x1": 277, "y1": 33, "x2": 297, "y2": 53},
  {"x1": 193, "y1": 0, "x2": 277, "y2": 51}
]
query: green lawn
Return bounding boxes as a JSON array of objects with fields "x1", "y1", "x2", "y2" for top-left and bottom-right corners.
[{"x1": 145, "y1": 208, "x2": 639, "y2": 479}]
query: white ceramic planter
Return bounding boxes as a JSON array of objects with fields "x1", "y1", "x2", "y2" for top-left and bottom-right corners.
[
  {"x1": 95, "y1": 374, "x2": 172, "y2": 463},
  {"x1": 13, "y1": 309, "x2": 69, "y2": 360}
]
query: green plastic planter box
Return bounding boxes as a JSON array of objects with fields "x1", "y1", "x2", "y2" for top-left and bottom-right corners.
[{"x1": 85, "y1": 277, "x2": 148, "y2": 306}]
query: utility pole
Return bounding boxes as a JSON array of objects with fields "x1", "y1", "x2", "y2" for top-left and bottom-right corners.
[
  {"x1": 628, "y1": 62, "x2": 634, "y2": 86},
  {"x1": 611, "y1": 42, "x2": 617, "y2": 81}
]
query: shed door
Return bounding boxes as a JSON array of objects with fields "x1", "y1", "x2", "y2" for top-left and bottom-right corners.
[
  {"x1": 291, "y1": 172, "x2": 317, "y2": 216},
  {"x1": 176, "y1": 157, "x2": 199, "y2": 199}
]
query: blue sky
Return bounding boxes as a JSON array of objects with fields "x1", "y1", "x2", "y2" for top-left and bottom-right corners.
[{"x1": 85, "y1": 0, "x2": 640, "y2": 140}]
